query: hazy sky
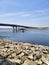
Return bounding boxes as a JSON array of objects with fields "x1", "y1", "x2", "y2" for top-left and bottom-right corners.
[{"x1": 0, "y1": 0, "x2": 49, "y2": 27}]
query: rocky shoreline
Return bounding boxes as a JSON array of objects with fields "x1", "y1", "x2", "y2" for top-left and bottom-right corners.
[{"x1": 0, "y1": 39, "x2": 49, "y2": 65}]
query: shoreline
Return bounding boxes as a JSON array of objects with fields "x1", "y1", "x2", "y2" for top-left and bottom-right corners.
[
  {"x1": 0, "y1": 39, "x2": 49, "y2": 65},
  {"x1": 0, "y1": 27, "x2": 49, "y2": 30}
]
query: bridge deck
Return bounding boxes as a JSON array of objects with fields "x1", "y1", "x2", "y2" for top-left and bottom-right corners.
[{"x1": 0, "y1": 23, "x2": 33, "y2": 28}]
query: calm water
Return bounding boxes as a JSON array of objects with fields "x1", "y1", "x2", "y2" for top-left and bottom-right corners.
[{"x1": 0, "y1": 30, "x2": 49, "y2": 46}]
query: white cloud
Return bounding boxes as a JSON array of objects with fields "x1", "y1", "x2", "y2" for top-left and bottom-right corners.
[
  {"x1": 0, "y1": 9, "x2": 49, "y2": 18},
  {"x1": 21, "y1": 13, "x2": 32, "y2": 17},
  {"x1": 0, "y1": 12, "x2": 23, "y2": 18},
  {"x1": 32, "y1": 16, "x2": 49, "y2": 21},
  {"x1": 0, "y1": 9, "x2": 49, "y2": 26},
  {"x1": 32, "y1": 9, "x2": 49, "y2": 13}
]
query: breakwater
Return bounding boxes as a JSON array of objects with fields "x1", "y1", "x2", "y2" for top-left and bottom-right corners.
[{"x1": 0, "y1": 39, "x2": 49, "y2": 65}]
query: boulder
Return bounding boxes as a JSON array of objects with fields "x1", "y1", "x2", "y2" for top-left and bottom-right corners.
[{"x1": 22, "y1": 59, "x2": 37, "y2": 65}]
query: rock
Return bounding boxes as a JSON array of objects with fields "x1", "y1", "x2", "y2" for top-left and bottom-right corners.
[
  {"x1": 38, "y1": 45, "x2": 45, "y2": 49},
  {"x1": 42, "y1": 63, "x2": 47, "y2": 65},
  {"x1": 43, "y1": 50, "x2": 48, "y2": 54},
  {"x1": 1, "y1": 52, "x2": 5, "y2": 57},
  {"x1": 41, "y1": 56, "x2": 49, "y2": 65},
  {"x1": 15, "y1": 49, "x2": 22, "y2": 55},
  {"x1": 0, "y1": 58, "x2": 4, "y2": 64},
  {"x1": 35, "y1": 46, "x2": 39, "y2": 51},
  {"x1": 43, "y1": 60, "x2": 49, "y2": 65},
  {"x1": 21, "y1": 56, "x2": 27, "y2": 63},
  {"x1": 7, "y1": 55, "x2": 12, "y2": 59},
  {"x1": 9, "y1": 48, "x2": 14, "y2": 53},
  {"x1": 30, "y1": 47, "x2": 35, "y2": 51},
  {"x1": 8, "y1": 59, "x2": 21, "y2": 64},
  {"x1": 36, "y1": 54, "x2": 42, "y2": 60},
  {"x1": 18, "y1": 52, "x2": 24, "y2": 58},
  {"x1": 2, "y1": 59, "x2": 20, "y2": 65},
  {"x1": 22, "y1": 59, "x2": 37, "y2": 65},
  {"x1": 1, "y1": 52, "x2": 8, "y2": 58},
  {"x1": 2, "y1": 60, "x2": 11, "y2": 65},
  {"x1": 27, "y1": 54, "x2": 33, "y2": 60},
  {"x1": 2, "y1": 48, "x2": 7, "y2": 52},
  {"x1": 37, "y1": 60, "x2": 42, "y2": 65},
  {"x1": 0, "y1": 46, "x2": 4, "y2": 49},
  {"x1": 23, "y1": 49, "x2": 31, "y2": 55},
  {"x1": 33, "y1": 54, "x2": 42, "y2": 61},
  {"x1": 33, "y1": 51, "x2": 40, "y2": 55},
  {"x1": 11, "y1": 53, "x2": 16, "y2": 58}
]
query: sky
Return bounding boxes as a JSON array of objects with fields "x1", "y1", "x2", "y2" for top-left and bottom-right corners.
[{"x1": 0, "y1": 0, "x2": 49, "y2": 27}]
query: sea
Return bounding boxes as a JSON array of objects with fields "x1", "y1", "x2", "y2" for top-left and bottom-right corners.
[{"x1": 0, "y1": 29, "x2": 49, "y2": 46}]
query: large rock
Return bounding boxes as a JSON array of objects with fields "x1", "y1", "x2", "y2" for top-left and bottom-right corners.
[
  {"x1": 20, "y1": 56, "x2": 27, "y2": 63},
  {"x1": 27, "y1": 54, "x2": 33, "y2": 60},
  {"x1": 36, "y1": 60, "x2": 42, "y2": 65},
  {"x1": 2, "y1": 61, "x2": 11, "y2": 65},
  {"x1": 22, "y1": 59, "x2": 37, "y2": 65},
  {"x1": 11, "y1": 53, "x2": 16, "y2": 58},
  {"x1": 41, "y1": 56, "x2": 49, "y2": 65},
  {"x1": 15, "y1": 49, "x2": 22, "y2": 55},
  {"x1": 8, "y1": 59, "x2": 21, "y2": 65},
  {"x1": 0, "y1": 58, "x2": 4, "y2": 64},
  {"x1": 18, "y1": 52, "x2": 24, "y2": 59}
]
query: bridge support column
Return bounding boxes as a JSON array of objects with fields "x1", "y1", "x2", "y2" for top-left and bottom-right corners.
[
  {"x1": 13, "y1": 27, "x2": 15, "y2": 32},
  {"x1": 16, "y1": 27, "x2": 17, "y2": 32},
  {"x1": 13, "y1": 26, "x2": 18, "y2": 32}
]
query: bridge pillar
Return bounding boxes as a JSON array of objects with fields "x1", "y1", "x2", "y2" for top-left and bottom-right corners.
[
  {"x1": 13, "y1": 27, "x2": 15, "y2": 32},
  {"x1": 16, "y1": 27, "x2": 17, "y2": 32},
  {"x1": 13, "y1": 26, "x2": 18, "y2": 32},
  {"x1": 18, "y1": 27, "x2": 21, "y2": 31}
]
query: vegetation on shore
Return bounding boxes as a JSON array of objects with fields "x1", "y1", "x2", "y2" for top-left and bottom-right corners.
[{"x1": 20, "y1": 27, "x2": 49, "y2": 30}]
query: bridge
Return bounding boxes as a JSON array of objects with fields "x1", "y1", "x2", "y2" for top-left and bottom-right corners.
[{"x1": 0, "y1": 23, "x2": 34, "y2": 32}]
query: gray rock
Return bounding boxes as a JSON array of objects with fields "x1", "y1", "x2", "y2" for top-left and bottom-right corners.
[
  {"x1": 36, "y1": 54, "x2": 42, "y2": 60},
  {"x1": 0, "y1": 58, "x2": 4, "y2": 64},
  {"x1": 8, "y1": 59, "x2": 21, "y2": 65}
]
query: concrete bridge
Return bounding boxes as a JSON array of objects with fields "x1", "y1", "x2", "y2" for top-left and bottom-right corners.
[{"x1": 0, "y1": 23, "x2": 33, "y2": 32}]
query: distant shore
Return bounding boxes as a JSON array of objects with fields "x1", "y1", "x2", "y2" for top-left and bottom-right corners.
[
  {"x1": 0, "y1": 27, "x2": 49, "y2": 30},
  {"x1": 0, "y1": 38, "x2": 49, "y2": 65},
  {"x1": 0, "y1": 28, "x2": 12, "y2": 30}
]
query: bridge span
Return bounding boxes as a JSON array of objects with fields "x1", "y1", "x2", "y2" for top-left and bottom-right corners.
[{"x1": 0, "y1": 23, "x2": 33, "y2": 31}]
